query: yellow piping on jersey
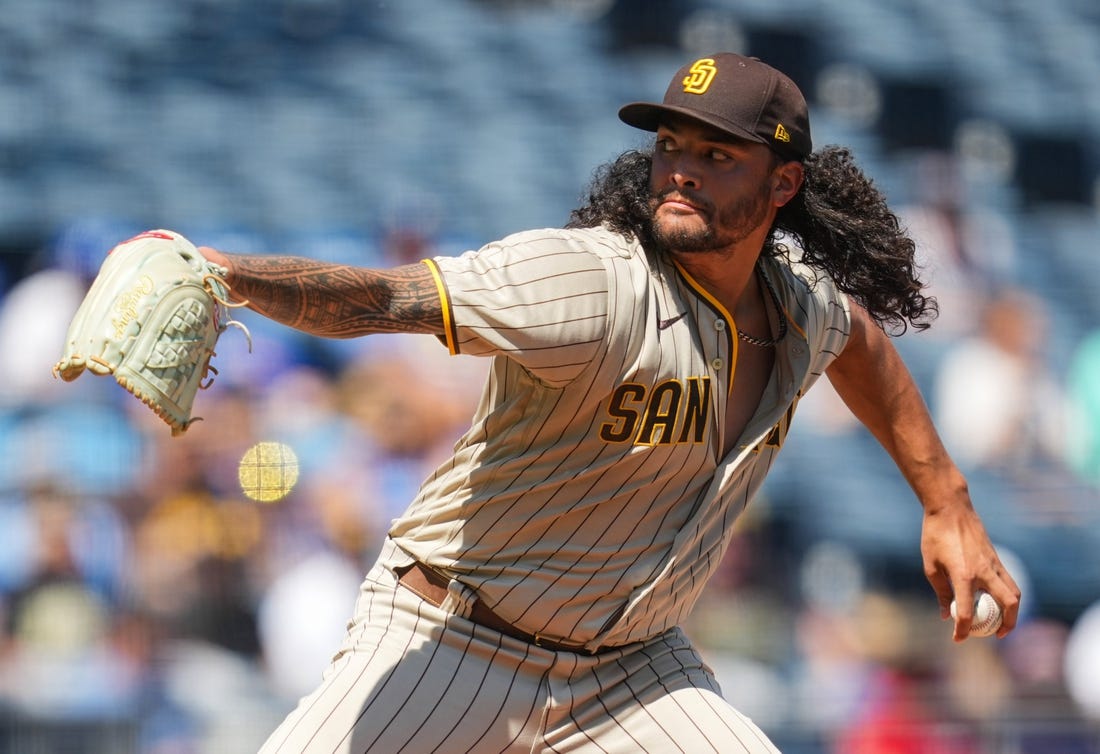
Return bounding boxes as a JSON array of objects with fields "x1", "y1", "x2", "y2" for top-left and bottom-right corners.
[
  {"x1": 778, "y1": 299, "x2": 805, "y2": 340},
  {"x1": 670, "y1": 260, "x2": 738, "y2": 400},
  {"x1": 758, "y1": 260, "x2": 805, "y2": 341},
  {"x1": 674, "y1": 259, "x2": 807, "y2": 347},
  {"x1": 421, "y1": 258, "x2": 458, "y2": 355}
]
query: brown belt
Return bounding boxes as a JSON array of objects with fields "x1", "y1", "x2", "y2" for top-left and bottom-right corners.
[{"x1": 396, "y1": 560, "x2": 595, "y2": 654}]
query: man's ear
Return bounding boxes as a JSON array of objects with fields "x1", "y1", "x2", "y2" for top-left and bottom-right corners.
[{"x1": 772, "y1": 161, "x2": 805, "y2": 208}]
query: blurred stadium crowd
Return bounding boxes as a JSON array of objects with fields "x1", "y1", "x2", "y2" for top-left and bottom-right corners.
[{"x1": 0, "y1": 0, "x2": 1099, "y2": 751}]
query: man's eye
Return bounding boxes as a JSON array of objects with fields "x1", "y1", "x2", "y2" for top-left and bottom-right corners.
[
  {"x1": 656, "y1": 139, "x2": 678, "y2": 153},
  {"x1": 710, "y1": 150, "x2": 732, "y2": 161}
]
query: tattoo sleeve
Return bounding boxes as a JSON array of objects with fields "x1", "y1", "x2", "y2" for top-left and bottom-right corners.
[{"x1": 222, "y1": 255, "x2": 445, "y2": 338}]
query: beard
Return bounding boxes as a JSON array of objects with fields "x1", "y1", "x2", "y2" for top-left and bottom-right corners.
[{"x1": 649, "y1": 182, "x2": 773, "y2": 254}]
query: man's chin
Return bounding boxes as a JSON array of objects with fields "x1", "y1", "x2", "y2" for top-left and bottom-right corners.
[
  {"x1": 653, "y1": 214, "x2": 705, "y2": 244},
  {"x1": 653, "y1": 224, "x2": 718, "y2": 254}
]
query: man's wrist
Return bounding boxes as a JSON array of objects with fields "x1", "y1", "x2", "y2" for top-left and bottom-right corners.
[{"x1": 916, "y1": 467, "x2": 972, "y2": 514}]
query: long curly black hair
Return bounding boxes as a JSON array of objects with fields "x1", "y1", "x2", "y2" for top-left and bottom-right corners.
[{"x1": 566, "y1": 147, "x2": 938, "y2": 334}]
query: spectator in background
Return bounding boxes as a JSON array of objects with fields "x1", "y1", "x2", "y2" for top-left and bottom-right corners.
[
  {"x1": 897, "y1": 151, "x2": 1019, "y2": 342},
  {"x1": 932, "y1": 286, "x2": 1067, "y2": 477},
  {"x1": 0, "y1": 477, "x2": 152, "y2": 734},
  {"x1": 933, "y1": 288, "x2": 1099, "y2": 629},
  {"x1": 0, "y1": 262, "x2": 87, "y2": 409},
  {"x1": 832, "y1": 593, "x2": 984, "y2": 754},
  {"x1": 1067, "y1": 329, "x2": 1100, "y2": 488}
]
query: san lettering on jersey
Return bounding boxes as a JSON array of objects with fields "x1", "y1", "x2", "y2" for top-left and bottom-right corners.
[
  {"x1": 599, "y1": 380, "x2": 800, "y2": 450},
  {"x1": 762, "y1": 397, "x2": 799, "y2": 449},
  {"x1": 599, "y1": 377, "x2": 711, "y2": 446}
]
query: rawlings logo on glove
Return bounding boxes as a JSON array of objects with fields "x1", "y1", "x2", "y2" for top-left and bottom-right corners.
[{"x1": 54, "y1": 229, "x2": 250, "y2": 435}]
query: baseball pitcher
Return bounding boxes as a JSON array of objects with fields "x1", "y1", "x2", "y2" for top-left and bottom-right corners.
[{"x1": 192, "y1": 53, "x2": 1020, "y2": 753}]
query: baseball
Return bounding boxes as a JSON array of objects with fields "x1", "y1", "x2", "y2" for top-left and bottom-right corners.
[
  {"x1": 239, "y1": 441, "x2": 299, "y2": 503},
  {"x1": 950, "y1": 590, "x2": 1003, "y2": 637}
]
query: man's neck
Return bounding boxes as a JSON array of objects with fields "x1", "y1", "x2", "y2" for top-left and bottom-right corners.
[{"x1": 669, "y1": 238, "x2": 768, "y2": 319}]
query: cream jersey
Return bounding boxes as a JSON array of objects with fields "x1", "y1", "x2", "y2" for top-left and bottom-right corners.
[{"x1": 389, "y1": 225, "x2": 851, "y2": 652}]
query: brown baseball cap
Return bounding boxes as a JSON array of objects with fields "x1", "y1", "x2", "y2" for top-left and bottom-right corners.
[{"x1": 619, "y1": 53, "x2": 812, "y2": 161}]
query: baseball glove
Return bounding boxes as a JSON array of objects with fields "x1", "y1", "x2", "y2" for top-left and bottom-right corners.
[{"x1": 54, "y1": 229, "x2": 250, "y2": 435}]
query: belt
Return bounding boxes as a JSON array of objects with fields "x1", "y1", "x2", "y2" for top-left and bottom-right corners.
[{"x1": 396, "y1": 560, "x2": 595, "y2": 654}]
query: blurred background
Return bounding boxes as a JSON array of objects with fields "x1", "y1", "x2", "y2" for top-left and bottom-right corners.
[{"x1": 0, "y1": 0, "x2": 1098, "y2": 751}]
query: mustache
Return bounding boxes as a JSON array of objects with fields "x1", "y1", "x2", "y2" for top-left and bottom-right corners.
[{"x1": 652, "y1": 188, "x2": 713, "y2": 214}]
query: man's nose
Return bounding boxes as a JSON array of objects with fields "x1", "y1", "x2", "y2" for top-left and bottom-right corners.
[{"x1": 668, "y1": 157, "x2": 701, "y2": 189}]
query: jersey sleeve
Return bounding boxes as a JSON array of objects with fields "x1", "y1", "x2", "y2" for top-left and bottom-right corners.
[{"x1": 423, "y1": 228, "x2": 613, "y2": 387}]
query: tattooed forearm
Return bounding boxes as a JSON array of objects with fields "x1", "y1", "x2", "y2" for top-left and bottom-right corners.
[{"x1": 222, "y1": 254, "x2": 445, "y2": 338}]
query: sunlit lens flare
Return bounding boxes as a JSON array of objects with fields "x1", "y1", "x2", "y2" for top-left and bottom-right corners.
[{"x1": 238, "y1": 441, "x2": 299, "y2": 503}]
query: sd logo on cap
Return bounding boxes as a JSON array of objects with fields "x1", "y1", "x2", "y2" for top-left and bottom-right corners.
[{"x1": 619, "y1": 53, "x2": 812, "y2": 162}]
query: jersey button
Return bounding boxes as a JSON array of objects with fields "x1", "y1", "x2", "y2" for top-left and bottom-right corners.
[
  {"x1": 710, "y1": 358, "x2": 724, "y2": 370},
  {"x1": 714, "y1": 320, "x2": 726, "y2": 331}
]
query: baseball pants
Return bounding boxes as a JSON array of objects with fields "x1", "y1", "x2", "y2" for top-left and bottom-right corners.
[{"x1": 258, "y1": 539, "x2": 781, "y2": 754}]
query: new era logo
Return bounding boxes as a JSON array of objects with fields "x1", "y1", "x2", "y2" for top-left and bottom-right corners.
[{"x1": 774, "y1": 123, "x2": 791, "y2": 143}]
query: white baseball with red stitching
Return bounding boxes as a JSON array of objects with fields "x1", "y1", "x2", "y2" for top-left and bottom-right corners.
[{"x1": 951, "y1": 590, "x2": 1003, "y2": 637}]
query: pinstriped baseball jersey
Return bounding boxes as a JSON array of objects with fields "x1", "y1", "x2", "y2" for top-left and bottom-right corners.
[{"x1": 392, "y1": 224, "x2": 850, "y2": 651}]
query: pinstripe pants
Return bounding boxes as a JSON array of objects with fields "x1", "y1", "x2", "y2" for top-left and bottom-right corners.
[{"x1": 258, "y1": 539, "x2": 780, "y2": 754}]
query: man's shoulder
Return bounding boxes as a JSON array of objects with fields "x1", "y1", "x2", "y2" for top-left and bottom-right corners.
[
  {"x1": 494, "y1": 225, "x2": 642, "y2": 261},
  {"x1": 767, "y1": 235, "x2": 839, "y2": 299},
  {"x1": 434, "y1": 226, "x2": 648, "y2": 289},
  {"x1": 763, "y1": 241, "x2": 849, "y2": 335}
]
